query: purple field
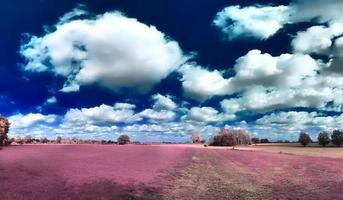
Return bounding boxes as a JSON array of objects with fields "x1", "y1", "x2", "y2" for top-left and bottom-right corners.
[{"x1": 1, "y1": 144, "x2": 342, "y2": 200}]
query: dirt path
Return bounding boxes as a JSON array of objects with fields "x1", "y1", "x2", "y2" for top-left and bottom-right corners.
[
  {"x1": 164, "y1": 148, "x2": 343, "y2": 200},
  {"x1": 164, "y1": 148, "x2": 269, "y2": 200}
]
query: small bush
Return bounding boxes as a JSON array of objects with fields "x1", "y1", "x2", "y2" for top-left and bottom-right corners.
[
  {"x1": 298, "y1": 132, "x2": 311, "y2": 147},
  {"x1": 317, "y1": 131, "x2": 330, "y2": 147},
  {"x1": 117, "y1": 135, "x2": 130, "y2": 145},
  {"x1": 331, "y1": 130, "x2": 343, "y2": 147}
]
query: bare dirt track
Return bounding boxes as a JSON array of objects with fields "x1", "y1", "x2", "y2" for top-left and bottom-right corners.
[{"x1": 1, "y1": 144, "x2": 342, "y2": 200}]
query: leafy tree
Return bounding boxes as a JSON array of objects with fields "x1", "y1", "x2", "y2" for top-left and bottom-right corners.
[
  {"x1": 298, "y1": 132, "x2": 311, "y2": 147},
  {"x1": 41, "y1": 137, "x2": 48, "y2": 144},
  {"x1": 15, "y1": 135, "x2": 23, "y2": 144},
  {"x1": 0, "y1": 115, "x2": 10, "y2": 146},
  {"x1": 317, "y1": 131, "x2": 330, "y2": 147},
  {"x1": 251, "y1": 138, "x2": 260, "y2": 144},
  {"x1": 210, "y1": 135, "x2": 221, "y2": 146},
  {"x1": 117, "y1": 135, "x2": 130, "y2": 145},
  {"x1": 56, "y1": 136, "x2": 62, "y2": 144},
  {"x1": 331, "y1": 130, "x2": 343, "y2": 147},
  {"x1": 260, "y1": 138, "x2": 270, "y2": 143}
]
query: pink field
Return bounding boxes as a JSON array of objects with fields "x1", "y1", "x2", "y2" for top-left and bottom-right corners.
[{"x1": 1, "y1": 144, "x2": 342, "y2": 199}]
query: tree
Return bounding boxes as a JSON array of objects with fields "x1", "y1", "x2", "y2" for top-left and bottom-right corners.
[
  {"x1": 15, "y1": 135, "x2": 23, "y2": 144},
  {"x1": 220, "y1": 129, "x2": 236, "y2": 146},
  {"x1": 210, "y1": 135, "x2": 221, "y2": 146},
  {"x1": 0, "y1": 115, "x2": 10, "y2": 146},
  {"x1": 117, "y1": 135, "x2": 130, "y2": 145},
  {"x1": 331, "y1": 130, "x2": 343, "y2": 147},
  {"x1": 260, "y1": 138, "x2": 270, "y2": 143},
  {"x1": 56, "y1": 136, "x2": 62, "y2": 144},
  {"x1": 24, "y1": 135, "x2": 32, "y2": 144},
  {"x1": 191, "y1": 134, "x2": 201, "y2": 143},
  {"x1": 298, "y1": 132, "x2": 311, "y2": 147},
  {"x1": 41, "y1": 137, "x2": 48, "y2": 144},
  {"x1": 251, "y1": 138, "x2": 260, "y2": 144},
  {"x1": 317, "y1": 131, "x2": 330, "y2": 147}
]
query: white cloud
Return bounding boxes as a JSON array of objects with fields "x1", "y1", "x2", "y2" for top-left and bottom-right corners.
[
  {"x1": 151, "y1": 93, "x2": 177, "y2": 110},
  {"x1": 8, "y1": 113, "x2": 57, "y2": 129},
  {"x1": 213, "y1": 5, "x2": 291, "y2": 39},
  {"x1": 186, "y1": 106, "x2": 235, "y2": 123},
  {"x1": 46, "y1": 96, "x2": 57, "y2": 104},
  {"x1": 63, "y1": 104, "x2": 141, "y2": 125},
  {"x1": 181, "y1": 50, "x2": 319, "y2": 102},
  {"x1": 214, "y1": 1, "x2": 343, "y2": 41},
  {"x1": 292, "y1": 24, "x2": 343, "y2": 54},
  {"x1": 21, "y1": 9, "x2": 188, "y2": 94},
  {"x1": 113, "y1": 102, "x2": 136, "y2": 110},
  {"x1": 179, "y1": 64, "x2": 232, "y2": 101},
  {"x1": 139, "y1": 109, "x2": 176, "y2": 121}
]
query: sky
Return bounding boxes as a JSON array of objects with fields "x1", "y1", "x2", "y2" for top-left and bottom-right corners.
[{"x1": 2, "y1": 0, "x2": 343, "y2": 142}]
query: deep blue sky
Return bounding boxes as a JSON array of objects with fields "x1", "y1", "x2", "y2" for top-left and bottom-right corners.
[
  {"x1": 2, "y1": 0, "x2": 342, "y2": 141},
  {"x1": 0, "y1": 0, "x2": 290, "y2": 115}
]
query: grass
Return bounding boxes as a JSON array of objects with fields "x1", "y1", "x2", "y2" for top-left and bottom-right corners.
[
  {"x1": 164, "y1": 149, "x2": 270, "y2": 200},
  {"x1": 235, "y1": 143, "x2": 343, "y2": 158}
]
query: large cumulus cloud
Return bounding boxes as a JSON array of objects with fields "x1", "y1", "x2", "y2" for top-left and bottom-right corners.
[{"x1": 20, "y1": 8, "x2": 188, "y2": 93}]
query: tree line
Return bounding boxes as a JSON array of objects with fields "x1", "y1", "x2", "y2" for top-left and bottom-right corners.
[{"x1": 298, "y1": 131, "x2": 343, "y2": 147}]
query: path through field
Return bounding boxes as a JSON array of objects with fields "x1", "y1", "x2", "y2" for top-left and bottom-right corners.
[{"x1": 0, "y1": 144, "x2": 342, "y2": 200}]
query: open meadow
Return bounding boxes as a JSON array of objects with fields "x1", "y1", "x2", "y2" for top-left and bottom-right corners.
[{"x1": 1, "y1": 144, "x2": 342, "y2": 200}]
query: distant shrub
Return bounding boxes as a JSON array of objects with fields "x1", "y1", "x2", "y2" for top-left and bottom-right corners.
[
  {"x1": 24, "y1": 135, "x2": 32, "y2": 144},
  {"x1": 41, "y1": 137, "x2": 48, "y2": 144},
  {"x1": 298, "y1": 132, "x2": 311, "y2": 147},
  {"x1": 251, "y1": 137, "x2": 260, "y2": 144},
  {"x1": 317, "y1": 132, "x2": 330, "y2": 147},
  {"x1": 331, "y1": 130, "x2": 343, "y2": 147},
  {"x1": 117, "y1": 135, "x2": 130, "y2": 145},
  {"x1": 260, "y1": 138, "x2": 270, "y2": 143},
  {"x1": 0, "y1": 115, "x2": 10, "y2": 146},
  {"x1": 191, "y1": 134, "x2": 201, "y2": 144},
  {"x1": 56, "y1": 136, "x2": 62, "y2": 144}
]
